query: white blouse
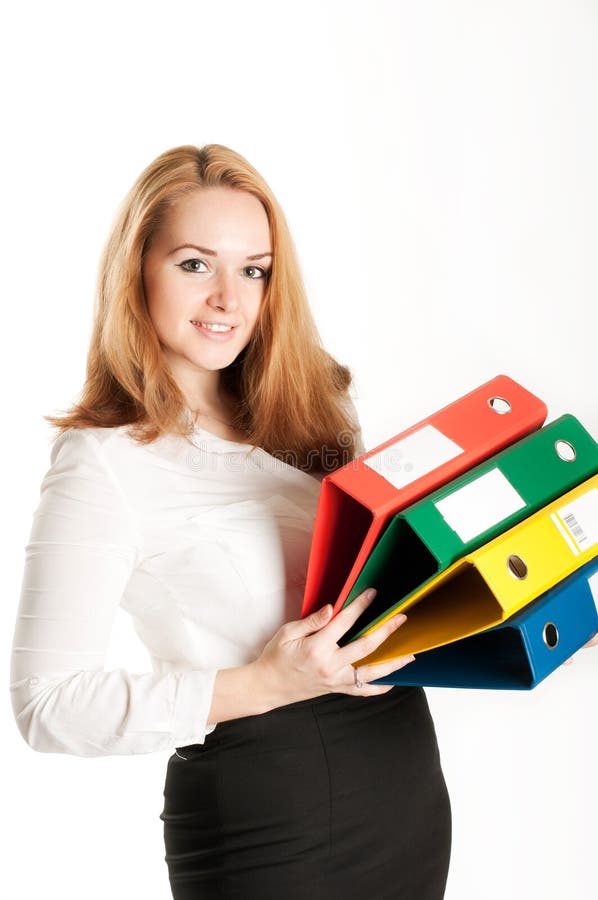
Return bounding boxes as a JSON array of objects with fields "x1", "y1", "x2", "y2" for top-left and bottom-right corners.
[{"x1": 10, "y1": 411, "x2": 364, "y2": 757}]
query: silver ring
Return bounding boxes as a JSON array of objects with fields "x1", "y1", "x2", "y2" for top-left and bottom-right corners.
[{"x1": 354, "y1": 666, "x2": 363, "y2": 689}]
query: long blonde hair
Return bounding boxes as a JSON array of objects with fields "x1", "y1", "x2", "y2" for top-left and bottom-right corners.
[{"x1": 45, "y1": 144, "x2": 359, "y2": 472}]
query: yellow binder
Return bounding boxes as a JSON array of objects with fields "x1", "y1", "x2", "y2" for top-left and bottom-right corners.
[{"x1": 354, "y1": 475, "x2": 598, "y2": 665}]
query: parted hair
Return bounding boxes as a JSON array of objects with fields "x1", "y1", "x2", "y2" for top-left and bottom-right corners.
[{"x1": 45, "y1": 143, "x2": 360, "y2": 473}]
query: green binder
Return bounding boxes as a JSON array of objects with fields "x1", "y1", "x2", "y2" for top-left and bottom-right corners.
[{"x1": 340, "y1": 414, "x2": 598, "y2": 644}]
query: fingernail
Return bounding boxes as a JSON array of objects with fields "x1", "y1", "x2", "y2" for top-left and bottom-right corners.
[
  {"x1": 394, "y1": 614, "x2": 407, "y2": 626},
  {"x1": 366, "y1": 588, "x2": 377, "y2": 601},
  {"x1": 320, "y1": 604, "x2": 332, "y2": 619}
]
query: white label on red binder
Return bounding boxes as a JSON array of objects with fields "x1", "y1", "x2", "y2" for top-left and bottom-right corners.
[
  {"x1": 363, "y1": 425, "x2": 463, "y2": 490},
  {"x1": 551, "y1": 488, "x2": 598, "y2": 556},
  {"x1": 434, "y1": 469, "x2": 526, "y2": 543},
  {"x1": 588, "y1": 572, "x2": 598, "y2": 615}
]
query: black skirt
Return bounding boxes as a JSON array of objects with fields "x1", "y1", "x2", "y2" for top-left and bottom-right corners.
[{"x1": 160, "y1": 686, "x2": 451, "y2": 899}]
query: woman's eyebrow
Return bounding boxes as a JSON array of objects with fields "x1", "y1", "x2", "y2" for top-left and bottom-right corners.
[{"x1": 169, "y1": 243, "x2": 272, "y2": 260}]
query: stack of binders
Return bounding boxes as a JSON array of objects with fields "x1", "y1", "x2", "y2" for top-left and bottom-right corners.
[{"x1": 301, "y1": 375, "x2": 598, "y2": 690}]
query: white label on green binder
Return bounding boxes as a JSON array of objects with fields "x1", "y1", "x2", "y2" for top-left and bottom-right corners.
[
  {"x1": 588, "y1": 572, "x2": 598, "y2": 615},
  {"x1": 434, "y1": 469, "x2": 526, "y2": 543},
  {"x1": 551, "y1": 488, "x2": 598, "y2": 556},
  {"x1": 363, "y1": 425, "x2": 463, "y2": 490}
]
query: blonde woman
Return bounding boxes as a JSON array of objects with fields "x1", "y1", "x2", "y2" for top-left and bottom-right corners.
[{"x1": 10, "y1": 144, "x2": 452, "y2": 898}]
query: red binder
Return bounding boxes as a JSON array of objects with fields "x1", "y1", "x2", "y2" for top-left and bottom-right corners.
[{"x1": 301, "y1": 375, "x2": 547, "y2": 617}]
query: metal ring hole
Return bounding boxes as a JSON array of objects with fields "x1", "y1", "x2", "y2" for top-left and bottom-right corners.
[
  {"x1": 543, "y1": 622, "x2": 559, "y2": 649},
  {"x1": 488, "y1": 396, "x2": 512, "y2": 415},
  {"x1": 555, "y1": 439, "x2": 576, "y2": 462},
  {"x1": 507, "y1": 554, "x2": 528, "y2": 579}
]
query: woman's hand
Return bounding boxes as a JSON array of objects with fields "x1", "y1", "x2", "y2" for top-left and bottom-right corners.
[{"x1": 252, "y1": 588, "x2": 415, "y2": 707}]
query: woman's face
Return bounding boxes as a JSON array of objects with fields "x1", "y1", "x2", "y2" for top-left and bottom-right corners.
[{"x1": 142, "y1": 186, "x2": 272, "y2": 385}]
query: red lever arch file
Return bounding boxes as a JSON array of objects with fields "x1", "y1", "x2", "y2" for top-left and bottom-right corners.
[{"x1": 301, "y1": 375, "x2": 548, "y2": 617}]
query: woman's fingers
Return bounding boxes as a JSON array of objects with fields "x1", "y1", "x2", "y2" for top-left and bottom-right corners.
[
  {"x1": 319, "y1": 587, "x2": 380, "y2": 644},
  {"x1": 280, "y1": 603, "x2": 334, "y2": 642},
  {"x1": 261, "y1": 587, "x2": 414, "y2": 702},
  {"x1": 292, "y1": 585, "x2": 384, "y2": 648},
  {"x1": 350, "y1": 683, "x2": 397, "y2": 696},
  {"x1": 353, "y1": 653, "x2": 416, "y2": 686},
  {"x1": 340, "y1": 653, "x2": 416, "y2": 697},
  {"x1": 335, "y1": 608, "x2": 409, "y2": 669}
]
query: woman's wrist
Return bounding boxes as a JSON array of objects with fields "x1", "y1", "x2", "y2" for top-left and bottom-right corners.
[{"x1": 206, "y1": 659, "x2": 292, "y2": 726}]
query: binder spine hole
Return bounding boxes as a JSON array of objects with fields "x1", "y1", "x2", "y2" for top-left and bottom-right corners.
[
  {"x1": 488, "y1": 396, "x2": 512, "y2": 415},
  {"x1": 507, "y1": 554, "x2": 528, "y2": 579},
  {"x1": 555, "y1": 439, "x2": 576, "y2": 462},
  {"x1": 542, "y1": 622, "x2": 559, "y2": 649}
]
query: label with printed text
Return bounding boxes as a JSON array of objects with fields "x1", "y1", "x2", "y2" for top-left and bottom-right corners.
[{"x1": 550, "y1": 488, "x2": 598, "y2": 556}]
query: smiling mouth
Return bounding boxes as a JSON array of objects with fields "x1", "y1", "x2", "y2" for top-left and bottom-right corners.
[{"x1": 190, "y1": 320, "x2": 237, "y2": 333}]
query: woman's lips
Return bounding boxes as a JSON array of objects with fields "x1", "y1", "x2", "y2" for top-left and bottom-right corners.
[{"x1": 190, "y1": 321, "x2": 239, "y2": 341}]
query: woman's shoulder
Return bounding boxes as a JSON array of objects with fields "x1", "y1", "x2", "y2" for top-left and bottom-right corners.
[
  {"x1": 48, "y1": 423, "x2": 196, "y2": 484},
  {"x1": 49, "y1": 424, "x2": 135, "y2": 464},
  {"x1": 43, "y1": 425, "x2": 162, "y2": 517}
]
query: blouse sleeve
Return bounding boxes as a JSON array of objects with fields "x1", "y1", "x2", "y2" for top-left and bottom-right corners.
[{"x1": 9, "y1": 428, "x2": 217, "y2": 757}]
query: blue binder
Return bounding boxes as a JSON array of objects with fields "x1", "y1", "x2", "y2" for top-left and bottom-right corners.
[{"x1": 374, "y1": 556, "x2": 598, "y2": 690}]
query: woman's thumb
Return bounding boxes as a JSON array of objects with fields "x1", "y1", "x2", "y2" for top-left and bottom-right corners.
[
  {"x1": 282, "y1": 603, "x2": 332, "y2": 641},
  {"x1": 288, "y1": 604, "x2": 333, "y2": 639},
  {"x1": 311, "y1": 604, "x2": 333, "y2": 628}
]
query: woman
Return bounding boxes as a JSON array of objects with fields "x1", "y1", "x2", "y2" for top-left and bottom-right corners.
[{"x1": 10, "y1": 144, "x2": 452, "y2": 899}]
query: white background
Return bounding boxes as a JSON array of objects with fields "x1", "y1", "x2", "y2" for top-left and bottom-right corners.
[{"x1": 3, "y1": 1, "x2": 597, "y2": 897}]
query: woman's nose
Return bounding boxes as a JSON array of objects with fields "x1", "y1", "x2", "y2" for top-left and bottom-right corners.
[{"x1": 207, "y1": 269, "x2": 241, "y2": 312}]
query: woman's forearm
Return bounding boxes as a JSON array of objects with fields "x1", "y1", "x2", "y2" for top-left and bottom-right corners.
[{"x1": 206, "y1": 660, "x2": 290, "y2": 726}]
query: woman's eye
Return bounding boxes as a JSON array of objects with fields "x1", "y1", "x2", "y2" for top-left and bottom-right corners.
[
  {"x1": 178, "y1": 258, "x2": 207, "y2": 273},
  {"x1": 176, "y1": 259, "x2": 270, "y2": 279},
  {"x1": 244, "y1": 265, "x2": 270, "y2": 280}
]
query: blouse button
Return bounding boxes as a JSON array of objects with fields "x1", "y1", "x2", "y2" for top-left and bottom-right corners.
[{"x1": 28, "y1": 677, "x2": 40, "y2": 686}]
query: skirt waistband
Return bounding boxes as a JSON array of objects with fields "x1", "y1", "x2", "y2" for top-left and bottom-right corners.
[{"x1": 176, "y1": 684, "x2": 421, "y2": 755}]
